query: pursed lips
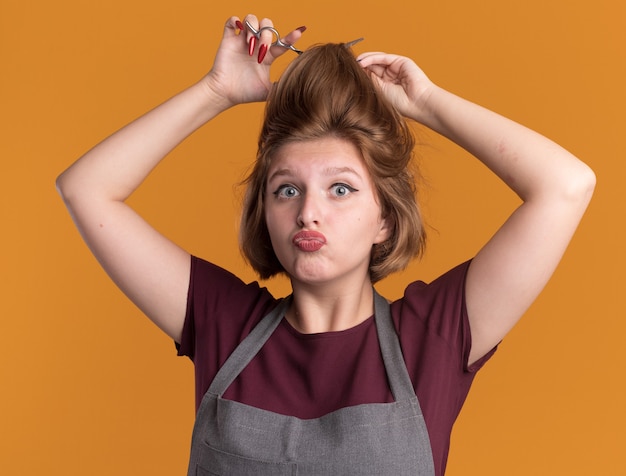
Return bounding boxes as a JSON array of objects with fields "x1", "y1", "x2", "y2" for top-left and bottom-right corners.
[{"x1": 292, "y1": 231, "x2": 327, "y2": 252}]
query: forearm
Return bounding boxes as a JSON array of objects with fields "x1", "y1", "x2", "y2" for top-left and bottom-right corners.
[
  {"x1": 415, "y1": 85, "x2": 595, "y2": 203},
  {"x1": 56, "y1": 78, "x2": 231, "y2": 204}
]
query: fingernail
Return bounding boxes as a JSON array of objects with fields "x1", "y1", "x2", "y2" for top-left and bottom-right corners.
[
  {"x1": 235, "y1": 20, "x2": 244, "y2": 32},
  {"x1": 258, "y1": 44, "x2": 268, "y2": 63},
  {"x1": 296, "y1": 26, "x2": 307, "y2": 33},
  {"x1": 248, "y1": 36, "x2": 256, "y2": 56}
]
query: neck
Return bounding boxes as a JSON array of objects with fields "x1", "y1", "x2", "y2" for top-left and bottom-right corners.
[{"x1": 287, "y1": 278, "x2": 375, "y2": 333}]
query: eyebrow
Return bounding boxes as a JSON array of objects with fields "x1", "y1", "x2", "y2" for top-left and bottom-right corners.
[{"x1": 267, "y1": 166, "x2": 363, "y2": 183}]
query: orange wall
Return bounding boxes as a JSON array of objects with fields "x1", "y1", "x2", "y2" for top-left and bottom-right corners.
[{"x1": 1, "y1": 0, "x2": 623, "y2": 474}]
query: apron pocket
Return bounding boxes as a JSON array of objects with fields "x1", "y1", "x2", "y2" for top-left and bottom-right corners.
[{"x1": 196, "y1": 442, "x2": 295, "y2": 476}]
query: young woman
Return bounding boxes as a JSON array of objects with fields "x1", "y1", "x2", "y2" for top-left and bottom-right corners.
[{"x1": 56, "y1": 14, "x2": 595, "y2": 475}]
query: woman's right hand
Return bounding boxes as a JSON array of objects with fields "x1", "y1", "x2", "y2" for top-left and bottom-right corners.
[
  {"x1": 56, "y1": 14, "x2": 305, "y2": 342},
  {"x1": 202, "y1": 15, "x2": 306, "y2": 107}
]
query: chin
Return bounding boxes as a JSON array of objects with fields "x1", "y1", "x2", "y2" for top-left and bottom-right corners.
[{"x1": 287, "y1": 266, "x2": 335, "y2": 286}]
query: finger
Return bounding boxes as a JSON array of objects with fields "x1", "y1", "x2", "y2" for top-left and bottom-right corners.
[
  {"x1": 362, "y1": 63, "x2": 389, "y2": 79},
  {"x1": 224, "y1": 16, "x2": 244, "y2": 38},
  {"x1": 256, "y1": 18, "x2": 275, "y2": 63},
  {"x1": 356, "y1": 53, "x2": 392, "y2": 78},
  {"x1": 242, "y1": 14, "x2": 260, "y2": 56},
  {"x1": 356, "y1": 52, "x2": 394, "y2": 68},
  {"x1": 269, "y1": 25, "x2": 306, "y2": 59},
  {"x1": 222, "y1": 16, "x2": 257, "y2": 60}
]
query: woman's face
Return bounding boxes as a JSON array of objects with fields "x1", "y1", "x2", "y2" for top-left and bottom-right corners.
[{"x1": 264, "y1": 137, "x2": 390, "y2": 288}]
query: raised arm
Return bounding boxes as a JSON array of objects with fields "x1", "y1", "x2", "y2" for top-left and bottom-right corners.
[
  {"x1": 358, "y1": 52, "x2": 595, "y2": 365},
  {"x1": 56, "y1": 15, "x2": 305, "y2": 342}
]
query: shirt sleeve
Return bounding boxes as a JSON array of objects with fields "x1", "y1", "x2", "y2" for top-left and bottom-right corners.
[
  {"x1": 176, "y1": 256, "x2": 277, "y2": 360},
  {"x1": 395, "y1": 260, "x2": 497, "y2": 375}
]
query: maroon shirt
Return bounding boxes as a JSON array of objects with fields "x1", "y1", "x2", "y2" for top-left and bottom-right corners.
[{"x1": 178, "y1": 256, "x2": 496, "y2": 475}]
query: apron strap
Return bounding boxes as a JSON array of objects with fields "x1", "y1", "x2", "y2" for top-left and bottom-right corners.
[
  {"x1": 373, "y1": 290, "x2": 417, "y2": 401},
  {"x1": 207, "y1": 297, "x2": 292, "y2": 397}
]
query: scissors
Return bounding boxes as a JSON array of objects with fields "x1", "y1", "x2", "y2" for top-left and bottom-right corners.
[
  {"x1": 244, "y1": 20, "x2": 364, "y2": 55},
  {"x1": 244, "y1": 20, "x2": 304, "y2": 55}
]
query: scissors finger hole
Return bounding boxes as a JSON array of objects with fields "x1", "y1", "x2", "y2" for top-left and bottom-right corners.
[{"x1": 258, "y1": 26, "x2": 281, "y2": 45}]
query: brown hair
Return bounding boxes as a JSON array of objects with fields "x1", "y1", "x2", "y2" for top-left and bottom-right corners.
[{"x1": 240, "y1": 43, "x2": 426, "y2": 283}]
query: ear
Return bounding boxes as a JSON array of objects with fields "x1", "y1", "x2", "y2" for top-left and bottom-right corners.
[{"x1": 374, "y1": 216, "x2": 392, "y2": 244}]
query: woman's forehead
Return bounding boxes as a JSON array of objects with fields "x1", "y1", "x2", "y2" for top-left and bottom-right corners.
[{"x1": 267, "y1": 137, "x2": 368, "y2": 176}]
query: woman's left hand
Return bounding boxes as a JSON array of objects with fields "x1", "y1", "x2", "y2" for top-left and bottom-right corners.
[
  {"x1": 357, "y1": 54, "x2": 595, "y2": 368},
  {"x1": 357, "y1": 52, "x2": 435, "y2": 123}
]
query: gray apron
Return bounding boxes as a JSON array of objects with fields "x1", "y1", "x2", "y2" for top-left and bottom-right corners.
[{"x1": 186, "y1": 291, "x2": 435, "y2": 475}]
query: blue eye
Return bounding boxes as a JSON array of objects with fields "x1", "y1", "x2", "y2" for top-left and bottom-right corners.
[
  {"x1": 331, "y1": 183, "x2": 357, "y2": 197},
  {"x1": 273, "y1": 185, "x2": 300, "y2": 198}
]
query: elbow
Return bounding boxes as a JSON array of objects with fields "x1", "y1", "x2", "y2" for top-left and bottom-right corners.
[
  {"x1": 532, "y1": 159, "x2": 596, "y2": 216},
  {"x1": 55, "y1": 168, "x2": 88, "y2": 209},
  {"x1": 569, "y1": 162, "x2": 596, "y2": 209},
  {"x1": 55, "y1": 171, "x2": 67, "y2": 201},
  {"x1": 545, "y1": 161, "x2": 596, "y2": 222},
  {"x1": 55, "y1": 170, "x2": 73, "y2": 205}
]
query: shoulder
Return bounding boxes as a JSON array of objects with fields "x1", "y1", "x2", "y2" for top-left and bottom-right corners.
[
  {"x1": 391, "y1": 260, "x2": 495, "y2": 372},
  {"x1": 178, "y1": 256, "x2": 279, "y2": 358},
  {"x1": 188, "y1": 256, "x2": 276, "y2": 313},
  {"x1": 394, "y1": 260, "x2": 472, "y2": 330}
]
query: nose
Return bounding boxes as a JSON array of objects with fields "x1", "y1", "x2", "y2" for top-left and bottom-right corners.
[{"x1": 297, "y1": 191, "x2": 321, "y2": 227}]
